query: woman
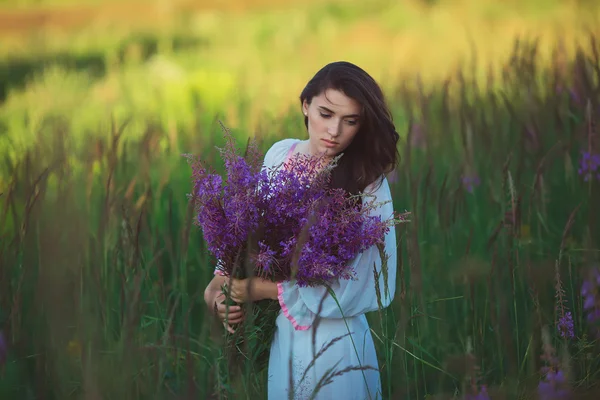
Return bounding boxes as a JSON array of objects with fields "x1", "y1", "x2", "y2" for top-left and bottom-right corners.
[{"x1": 203, "y1": 61, "x2": 399, "y2": 399}]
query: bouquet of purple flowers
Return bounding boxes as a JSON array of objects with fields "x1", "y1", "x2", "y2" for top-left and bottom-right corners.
[
  {"x1": 186, "y1": 129, "x2": 399, "y2": 287},
  {"x1": 184, "y1": 123, "x2": 405, "y2": 370}
]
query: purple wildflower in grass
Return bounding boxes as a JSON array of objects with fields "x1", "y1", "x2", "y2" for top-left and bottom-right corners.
[
  {"x1": 465, "y1": 385, "x2": 490, "y2": 400},
  {"x1": 554, "y1": 263, "x2": 575, "y2": 339},
  {"x1": 577, "y1": 151, "x2": 600, "y2": 182},
  {"x1": 538, "y1": 369, "x2": 570, "y2": 400},
  {"x1": 461, "y1": 174, "x2": 481, "y2": 193},
  {"x1": 538, "y1": 326, "x2": 571, "y2": 400},
  {"x1": 568, "y1": 87, "x2": 582, "y2": 106},
  {"x1": 581, "y1": 267, "x2": 600, "y2": 336},
  {"x1": 0, "y1": 330, "x2": 6, "y2": 367},
  {"x1": 557, "y1": 312, "x2": 574, "y2": 340}
]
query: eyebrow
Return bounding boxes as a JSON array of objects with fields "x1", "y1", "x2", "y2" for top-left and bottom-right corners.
[{"x1": 318, "y1": 106, "x2": 360, "y2": 119}]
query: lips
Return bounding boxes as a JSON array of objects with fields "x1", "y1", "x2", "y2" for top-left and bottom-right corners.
[{"x1": 321, "y1": 139, "x2": 338, "y2": 146}]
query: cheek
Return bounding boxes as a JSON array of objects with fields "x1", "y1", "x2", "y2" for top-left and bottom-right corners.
[{"x1": 307, "y1": 116, "x2": 325, "y2": 134}]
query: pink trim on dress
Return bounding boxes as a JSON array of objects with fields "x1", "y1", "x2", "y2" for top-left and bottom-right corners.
[
  {"x1": 286, "y1": 141, "x2": 298, "y2": 161},
  {"x1": 214, "y1": 270, "x2": 226, "y2": 276},
  {"x1": 277, "y1": 282, "x2": 311, "y2": 331}
]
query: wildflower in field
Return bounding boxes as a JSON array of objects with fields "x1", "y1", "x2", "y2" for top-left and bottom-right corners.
[
  {"x1": 0, "y1": 330, "x2": 7, "y2": 367},
  {"x1": 577, "y1": 150, "x2": 600, "y2": 182},
  {"x1": 555, "y1": 264, "x2": 575, "y2": 340},
  {"x1": 465, "y1": 385, "x2": 490, "y2": 400},
  {"x1": 461, "y1": 174, "x2": 481, "y2": 193},
  {"x1": 538, "y1": 326, "x2": 571, "y2": 399},
  {"x1": 581, "y1": 267, "x2": 600, "y2": 335},
  {"x1": 538, "y1": 369, "x2": 570, "y2": 400},
  {"x1": 568, "y1": 87, "x2": 582, "y2": 106},
  {"x1": 557, "y1": 312, "x2": 575, "y2": 340}
]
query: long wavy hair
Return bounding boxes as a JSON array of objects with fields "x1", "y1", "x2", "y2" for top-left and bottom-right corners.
[{"x1": 300, "y1": 61, "x2": 400, "y2": 196}]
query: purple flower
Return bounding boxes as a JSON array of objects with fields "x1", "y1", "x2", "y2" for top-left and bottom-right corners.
[
  {"x1": 285, "y1": 188, "x2": 391, "y2": 287},
  {"x1": 538, "y1": 324, "x2": 570, "y2": 399},
  {"x1": 569, "y1": 88, "x2": 581, "y2": 105},
  {"x1": 538, "y1": 369, "x2": 570, "y2": 399},
  {"x1": 186, "y1": 129, "x2": 405, "y2": 286},
  {"x1": 554, "y1": 265, "x2": 575, "y2": 340},
  {"x1": 577, "y1": 151, "x2": 600, "y2": 182},
  {"x1": 557, "y1": 311, "x2": 574, "y2": 339},
  {"x1": 254, "y1": 241, "x2": 277, "y2": 275},
  {"x1": 465, "y1": 385, "x2": 490, "y2": 400},
  {"x1": 461, "y1": 174, "x2": 481, "y2": 193},
  {"x1": 0, "y1": 330, "x2": 7, "y2": 367},
  {"x1": 581, "y1": 267, "x2": 600, "y2": 336}
]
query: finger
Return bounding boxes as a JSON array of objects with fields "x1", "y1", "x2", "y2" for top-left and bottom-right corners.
[
  {"x1": 216, "y1": 304, "x2": 241, "y2": 313},
  {"x1": 217, "y1": 307, "x2": 243, "y2": 316},
  {"x1": 219, "y1": 311, "x2": 244, "y2": 321},
  {"x1": 226, "y1": 315, "x2": 245, "y2": 324},
  {"x1": 215, "y1": 293, "x2": 226, "y2": 302},
  {"x1": 223, "y1": 322, "x2": 235, "y2": 334}
]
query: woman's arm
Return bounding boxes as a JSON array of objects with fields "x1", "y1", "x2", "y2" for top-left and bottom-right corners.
[{"x1": 229, "y1": 277, "x2": 278, "y2": 303}]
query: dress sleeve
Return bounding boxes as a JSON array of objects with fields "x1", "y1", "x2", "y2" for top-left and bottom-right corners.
[{"x1": 277, "y1": 177, "x2": 397, "y2": 331}]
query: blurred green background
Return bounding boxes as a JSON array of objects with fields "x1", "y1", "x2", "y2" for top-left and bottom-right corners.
[{"x1": 1, "y1": 0, "x2": 600, "y2": 399}]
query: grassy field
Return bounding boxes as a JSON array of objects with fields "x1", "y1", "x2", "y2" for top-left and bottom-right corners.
[{"x1": 2, "y1": 0, "x2": 600, "y2": 399}]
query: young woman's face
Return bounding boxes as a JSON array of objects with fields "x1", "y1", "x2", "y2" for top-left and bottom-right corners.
[{"x1": 302, "y1": 88, "x2": 362, "y2": 160}]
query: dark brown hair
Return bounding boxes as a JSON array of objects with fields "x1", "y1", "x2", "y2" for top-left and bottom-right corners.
[{"x1": 300, "y1": 61, "x2": 400, "y2": 196}]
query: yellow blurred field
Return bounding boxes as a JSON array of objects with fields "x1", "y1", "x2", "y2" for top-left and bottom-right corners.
[
  {"x1": 1, "y1": 0, "x2": 599, "y2": 119},
  {"x1": 1, "y1": 0, "x2": 599, "y2": 158}
]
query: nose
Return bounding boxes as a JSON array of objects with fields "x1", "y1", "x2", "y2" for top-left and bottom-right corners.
[{"x1": 327, "y1": 120, "x2": 341, "y2": 137}]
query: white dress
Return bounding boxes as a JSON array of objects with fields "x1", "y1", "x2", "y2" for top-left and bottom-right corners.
[{"x1": 216, "y1": 138, "x2": 397, "y2": 400}]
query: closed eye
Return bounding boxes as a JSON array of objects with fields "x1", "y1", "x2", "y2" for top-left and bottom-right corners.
[{"x1": 319, "y1": 112, "x2": 331, "y2": 119}]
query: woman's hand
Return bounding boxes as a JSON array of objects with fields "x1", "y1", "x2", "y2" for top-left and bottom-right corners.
[
  {"x1": 211, "y1": 291, "x2": 244, "y2": 334},
  {"x1": 229, "y1": 277, "x2": 278, "y2": 303},
  {"x1": 204, "y1": 275, "x2": 244, "y2": 334}
]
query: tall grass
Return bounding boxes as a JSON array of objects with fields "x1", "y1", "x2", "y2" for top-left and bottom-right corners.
[{"x1": 2, "y1": 33, "x2": 600, "y2": 399}]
